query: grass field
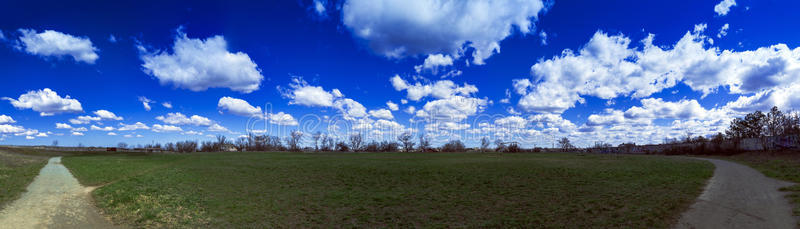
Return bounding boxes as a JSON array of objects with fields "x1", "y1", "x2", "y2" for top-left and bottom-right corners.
[
  {"x1": 62, "y1": 152, "x2": 713, "y2": 228},
  {"x1": 721, "y1": 153, "x2": 800, "y2": 217},
  {"x1": 0, "y1": 149, "x2": 47, "y2": 208}
]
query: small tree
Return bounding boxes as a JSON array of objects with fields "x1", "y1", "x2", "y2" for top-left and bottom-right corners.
[
  {"x1": 398, "y1": 132, "x2": 415, "y2": 152},
  {"x1": 557, "y1": 137, "x2": 574, "y2": 152},
  {"x1": 349, "y1": 133, "x2": 363, "y2": 152},
  {"x1": 441, "y1": 140, "x2": 465, "y2": 152},
  {"x1": 52, "y1": 140, "x2": 58, "y2": 147},
  {"x1": 287, "y1": 130, "x2": 303, "y2": 152},
  {"x1": 312, "y1": 131, "x2": 322, "y2": 151},
  {"x1": 117, "y1": 142, "x2": 128, "y2": 149},
  {"x1": 480, "y1": 137, "x2": 490, "y2": 152},
  {"x1": 418, "y1": 134, "x2": 431, "y2": 152},
  {"x1": 494, "y1": 139, "x2": 506, "y2": 152}
]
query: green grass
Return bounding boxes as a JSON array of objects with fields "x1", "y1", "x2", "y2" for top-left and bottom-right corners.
[
  {"x1": 0, "y1": 149, "x2": 48, "y2": 208},
  {"x1": 63, "y1": 152, "x2": 713, "y2": 228},
  {"x1": 720, "y1": 153, "x2": 800, "y2": 218}
]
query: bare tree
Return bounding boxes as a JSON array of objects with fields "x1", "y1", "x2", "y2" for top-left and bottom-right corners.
[
  {"x1": 117, "y1": 142, "x2": 128, "y2": 149},
  {"x1": 494, "y1": 139, "x2": 506, "y2": 152},
  {"x1": 557, "y1": 137, "x2": 574, "y2": 152},
  {"x1": 480, "y1": 137, "x2": 490, "y2": 152},
  {"x1": 234, "y1": 137, "x2": 247, "y2": 151},
  {"x1": 287, "y1": 130, "x2": 303, "y2": 152},
  {"x1": 215, "y1": 135, "x2": 228, "y2": 151},
  {"x1": 312, "y1": 131, "x2": 322, "y2": 151},
  {"x1": 418, "y1": 134, "x2": 431, "y2": 152},
  {"x1": 349, "y1": 133, "x2": 363, "y2": 152},
  {"x1": 398, "y1": 132, "x2": 415, "y2": 152},
  {"x1": 52, "y1": 140, "x2": 58, "y2": 147}
]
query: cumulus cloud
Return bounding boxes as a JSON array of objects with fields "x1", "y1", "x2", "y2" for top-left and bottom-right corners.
[
  {"x1": 717, "y1": 23, "x2": 729, "y2": 38},
  {"x1": 386, "y1": 101, "x2": 399, "y2": 111},
  {"x1": 369, "y1": 109, "x2": 394, "y2": 120},
  {"x1": 342, "y1": 0, "x2": 546, "y2": 64},
  {"x1": 162, "y1": 102, "x2": 173, "y2": 109},
  {"x1": 16, "y1": 29, "x2": 99, "y2": 64},
  {"x1": 118, "y1": 122, "x2": 149, "y2": 131},
  {"x1": 90, "y1": 125, "x2": 115, "y2": 131},
  {"x1": 415, "y1": 96, "x2": 487, "y2": 122},
  {"x1": 71, "y1": 131, "x2": 84, "y2": 136},
  {"x1": 4, "y1": 88, "x2": 82, "y2": 116},
  {"x1": 313, "y1": 0, "x2": 327, "y2": 17},
  {"x1": 714, "y1": 0, "x2": 737, "y2": 16},
  {"x1": 94, "y1": 110, "x2": 123, "y2": 120},
  {"x1": 156, "y1": 112, "x2": 212, "y2": 126},
  {"x1": 266, "y1": 112, "x2": 299, "y2": 126},
  {"x1": 390, "y1": 75, "x2": 478, "y2": 101},
  {"x1": 518, "y1": 27, "x2": 800, "y2": 113},
  {"x1": 207, "y1": 123, "x2": 230, "y2": 132},
  {"x1": 55, "y1": 123, "x2": 72, "y2": 129},
  {"x1": 414, "y1": 54, "x2": 454, "y2": 73},
  {"x1": 218, "y1": 96, "x2": 263, "y2": 117},
  {"x1": 138, "y1": 96, "x2": 154, "y2": 111},
  {"x1": 69, "y1": 115, "x2": 100, "y2": 125},
  {"x1": 0, "y1": 124, "x2": 25, "y2": 134},
  {"x1": 152, "y1": 124, "x2": 183, "y2": 132},
  {"x1": 334, "y1": 98, "x2": 368, "y2": 120},
  {"x1": 280, "y1": 78, "x2": 335, "y2": 107},
  {"x1": 0, "y1": 115, "x2": 15, "y2": 124},
  {"x1": 139, "y1": 29, "x2": 264, "y2": 93}
]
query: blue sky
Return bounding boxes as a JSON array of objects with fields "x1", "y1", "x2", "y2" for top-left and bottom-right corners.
[{"x1": 2, "y1": 0, "x2": 800, "y2": 147}]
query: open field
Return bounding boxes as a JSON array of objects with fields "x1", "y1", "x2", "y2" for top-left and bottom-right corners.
[
  {"x1": 62, "y1": 152, "x2": 712, "y2": 228},
  {"x1": 0, "y1": 148, "x2": 48, "y2": 208},
  {"x1": 719, "y1": 153, "x2": 800, "y2": 218}
]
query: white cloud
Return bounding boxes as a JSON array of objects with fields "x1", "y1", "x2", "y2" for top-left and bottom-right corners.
[
  {"x1": 0, "y1": 124, "x2": 25, "y2": 134},
  {"x1": 56, "y1": 123, "x2": 72, "y2": 129},
  {"x1": 36, "y1": 132, "x2": 47, "y2": 137},
  {"x1": 624, "y1": 98, "x2": 710, "y2": 120},
  {"x1": 25, "y1": 135, "x2": 35, "y2": 140},
  {"x1": 90, "y1": 125, "x2": 115, "y2": 131},
  {"x1": 152, "y1": 124, "x2": 183, "y2": 132},
  {"x1": 16, "y1": 29, "x2": 99, "y2": 64},
  {"x1": 369, "y1": 109, "x2": 394, "y2": 120},
  {"x1": 405, "y1": 106, "x2": 416, "y2": 114},
  {"x1": 118, "y1": 122, "x2": 149, "y2": 131},
  {"x1": 218, "y1": 96, "x2": 263, "y2": 117},
  {"x1": 183, "y1": 130, "x2": 204, "y2": 135},
  {"x1": 539, "y1": 30, "x2": 548, "y2": 45},
  {"x1": 72, "y1": 131, "x2": 84, "y2": 136},
  {"x1": 107, "y1": 132, "x2": 117, "y2": 136},
  {"x1": 4, "y1": 88, "x2": 82, "y2": 116},
  {"x1": 69, "y1": 115, "x2": 100, "y2": 125},
  {"x1": 334, "y1": 98, "x2": 368, "y2": 120},
  {"x1": 138, "y1": 96, "x2": 154, "y2": 111},
  {"x1": 717, "y1": 23, "x2": 729, "y2": 38},
  {"x1": 280, "y1": 78, "x2": 335, "y2": 107},
  {"x1": 0, "y1": 115, "x2": 15, "y2": 124},
  {"x1": 414, "y1": 54, "x2": 453, "y2": 73},
  {"x1": 139, "y1": 29, "x2": 264, "y2": 93},
  {"x1": 386, "y1": 101, "x2": 399, "y2": 111},
  {"x1": 207, "y1": 123, "x2": 230, "y2": 132},
  {"x1": 342, "y1": 0, "x2": 546, "y2": 65},
  {"x1": 93, "y1": 110, "x2": 123, "y2": 120},
  {"x1": 400, "y1": 99, "x2": 408, "y2": 104},
  {"x1": 162, "y1": 102, "x2": 172, "y2": 109},
  {"x1": 390, "y1": 75, "x2": 478, "y2": 101},
  {"x1": 313, "y1": 0, "x2": 326, "y2": 16},
  {"x1": 156, "y1": 112, "x2": 212, "y2": 126},
  {"x1": 714, "y1": 0, "x2": 737, "y2": 16},
  {"x1": 415, "y1": 96, "x2": 487, "y2": 122},
  {"x1": 267, "y1": 112, "x2": 299, "y2": 126},
  {"x1": 72, "y1": 127, "x2": 88, "y2": 132},
  {"x1": 518, "y1": 28, "x2": 800, "y2": 113}
]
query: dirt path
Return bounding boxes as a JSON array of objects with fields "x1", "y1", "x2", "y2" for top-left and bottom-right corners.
[
  {"x1": 0, "y1": 157, "x2": 118, "y2": 228},
  {"x1": 676, "y1": 158, "x2": 798, "y2": 229}
]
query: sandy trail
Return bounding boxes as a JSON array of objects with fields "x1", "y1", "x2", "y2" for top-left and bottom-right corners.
[
  {"x1": 676, "y1": 158, "x2": 798, "y2": 229},
  {"x1": 0, "y1": 157, "x2": 117, "y2": 229}
]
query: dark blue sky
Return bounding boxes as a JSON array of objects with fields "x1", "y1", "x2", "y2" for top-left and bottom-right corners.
[{"x1": 2, "y1": 0, "x2": 799, "y2": 147}]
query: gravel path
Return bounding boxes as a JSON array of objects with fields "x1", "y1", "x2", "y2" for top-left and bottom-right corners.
[
  {"x1": 676, "y1": 158, "x2": 798, "y2": 229},
  {"x1": 0, "y1": 157, "x2": 117, "y2": 228}
]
